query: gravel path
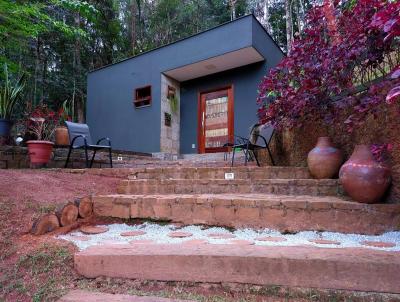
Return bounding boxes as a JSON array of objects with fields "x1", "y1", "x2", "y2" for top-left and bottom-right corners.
[{"x1": 59, "y1": 222, "x2": 400, "y2": 251}]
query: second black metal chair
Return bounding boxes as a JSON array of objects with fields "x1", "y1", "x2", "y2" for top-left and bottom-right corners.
[{"x1": 230, "y1": 123, "x2": 275, "y2": 167}]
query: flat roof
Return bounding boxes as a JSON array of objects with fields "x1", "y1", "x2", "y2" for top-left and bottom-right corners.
[{"x1": 89, "y1": 14, "x2": 284, "y2": 74}]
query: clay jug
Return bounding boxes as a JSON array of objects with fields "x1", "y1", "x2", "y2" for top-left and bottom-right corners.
[
  {"x1": 55, "y1": 126, "x2": 69, "y2": 146},
  {"x1": 307, "y1": 137, "x2": 343, "y2": 179},
  {"x1": 339, "y1": 144, "x2": 391, "y2": 203}
]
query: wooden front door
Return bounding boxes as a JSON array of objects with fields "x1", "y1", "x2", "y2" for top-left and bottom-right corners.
[{"x1": 198, "y1": 86, "x2": 234, "y2": 153}]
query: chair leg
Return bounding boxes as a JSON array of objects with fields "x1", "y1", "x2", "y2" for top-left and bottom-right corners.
[
  {"x1": 231, "y1": 148, "x2": 236, "y2": 167},
  {"x1": 90, "y1": 149, "x2": 97, "y2": 168},
  {"x1": 64, "y1": 146, "x2": 73, "y2": 168},
  {"x1": 84, "y1": 145, "x2": 89, "y2": 168},
  {"x1": 109, "y1": 148, "x2": 113, "y2": 168},
  {"x1": 266, "y1": 146, "x2": 275, "y2": 166},
  {"x1": 253, "y1": 150, "x2": 261, "y2": 167}
]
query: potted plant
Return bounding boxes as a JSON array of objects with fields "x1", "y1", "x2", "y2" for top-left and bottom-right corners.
[
  {"x1": 0, "y1": 64, "x2": 26, "y2": 141},
  {"x1": 26, "y1": 105, "x2": 60, "y2": 166},
  {"x1": 55, "y1": 100, "x2": 72, "y2": 146},
  {"x1": 169, "y1": 95, "x2": 179, "y2": 114}
]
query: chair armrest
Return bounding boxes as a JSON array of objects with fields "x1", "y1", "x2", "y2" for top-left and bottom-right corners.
[
  {"x1": 70, "y1": 134, "x2": 88, "y2": 147},
  {"x1": 254, "y1": 134, "x2": 268, "y2": 147},
  {"x1": 96, "y1": 137, "x2": 111, "y2": 146},
  {"x1": 234, "y1": 135, "x2": 248, "y2": 141},
  {"x1": 234, "y1": 135, "x2": 250, "y2": 145},
  {"x1": 224, "y1": 135, "x2": 248, "y2": 147}
]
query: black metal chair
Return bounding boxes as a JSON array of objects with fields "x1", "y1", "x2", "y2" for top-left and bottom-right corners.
[
  {"x1": 64, "y1": 121, "x2": 113, "y2": 168},
  {"x1": 230, "y1": 123, "x2": 275, "y2": 167}
]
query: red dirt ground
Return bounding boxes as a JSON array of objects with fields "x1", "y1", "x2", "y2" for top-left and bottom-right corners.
[
  {"x1": 1, "y1": 169, "x2": 398, "y2": 302},
  {"x1": 0, "y1": 169, "x2": 121, "y2": 204},
  {"x1": 0, "y1": 169, "x2": 122, "y2": 301}
]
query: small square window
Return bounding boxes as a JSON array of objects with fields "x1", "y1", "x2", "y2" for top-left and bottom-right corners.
[{"x1": 134, "y1": 85, "x2": 151, "y2": 108}]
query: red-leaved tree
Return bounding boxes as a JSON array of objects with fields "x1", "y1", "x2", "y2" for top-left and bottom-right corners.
[{"x1": 257, "y1": 0, "x2": 400, "y2": 133}]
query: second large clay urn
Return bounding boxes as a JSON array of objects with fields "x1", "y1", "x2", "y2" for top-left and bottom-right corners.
[
  {"x1": 339, "y1": 144, "x2": 391, "y2": 203},
  {"x1": 307, "y1": 137, "x2": 343, "y2": 179}
]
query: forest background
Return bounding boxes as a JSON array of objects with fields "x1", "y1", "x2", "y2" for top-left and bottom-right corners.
[{"x1": 0, "y1": 0, "x2": 316, "y2": 121}]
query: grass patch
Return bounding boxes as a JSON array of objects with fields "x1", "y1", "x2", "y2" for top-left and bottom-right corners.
[
  {"x1": 26, "y1": 201, "x2": 58, "y2": 216},
  {"x1": 1, "y1": 243, "x2": 75, "y2": 301},
  {"x1": 17, "y1": 244, "x2": 71, "y2": 275}
]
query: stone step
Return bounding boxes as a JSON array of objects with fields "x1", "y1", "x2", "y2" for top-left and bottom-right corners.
[
  {"x1": 117, "y1": 178, "x2": 340, "y2": 196},
  {"x1": 127, "y1": 166, "x2": 312, "y2": 180},
  {"x1": 92, "y1": 194, "x2": 400, "y2": 234},
  {"x1": 74, "y1": 244, "x2": 400, "y2": 294},
  {"x1": 58, "y1": 290, "x2": 193, "y2": 302}
]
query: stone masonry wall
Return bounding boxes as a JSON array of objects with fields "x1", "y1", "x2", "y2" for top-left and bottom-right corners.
[
  {"x1": 0, "y1": 146, "x2": 153, "y2": 169},
  {"x1": 160, "y1": 74, "x2": 180, "y2": 155}
]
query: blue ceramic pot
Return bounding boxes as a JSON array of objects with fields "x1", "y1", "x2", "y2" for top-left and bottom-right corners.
[{"x1": 0, "y1": 118, "x2": 13, "y2": 137}]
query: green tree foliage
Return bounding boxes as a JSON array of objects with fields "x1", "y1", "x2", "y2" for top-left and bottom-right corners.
[{"x1": 0, "y1": 0, "x2": 314, "y2": 122}]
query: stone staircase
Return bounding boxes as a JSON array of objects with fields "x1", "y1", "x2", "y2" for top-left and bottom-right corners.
[{"x1": 72, "y1": 165, "x2": 400, "y2": 296}]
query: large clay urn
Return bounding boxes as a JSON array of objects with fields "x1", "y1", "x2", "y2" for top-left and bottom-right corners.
[
  {"x1": 339, "y1": 144, "x2": 391, "y2": 203},
  {"x1": 307, "y1": 137, "x2": 343, "y2": 179}
]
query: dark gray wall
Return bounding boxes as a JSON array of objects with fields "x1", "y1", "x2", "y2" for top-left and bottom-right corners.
[
  {"x1": 179, "y1": 18, "x2": 284, "y2": 154},
  {"x1": 87, "y1": 15, "x2": 283, "y2": 153},
  {"x1": 87, "y1": 16, "x2": 253, "y2": 153}
]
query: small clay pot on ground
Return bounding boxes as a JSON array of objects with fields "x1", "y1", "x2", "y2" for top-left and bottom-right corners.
[
  {"x1": 307, "y1": 137, "x2": 343, "y2": 179},
  {"x1": 339, "y1": 144, "x2": 391, "y2": 203},
  {"x1": 55, "y1": 126, "x2": 69, "y2": 146}
]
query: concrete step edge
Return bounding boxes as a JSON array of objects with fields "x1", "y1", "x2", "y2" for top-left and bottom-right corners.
[
  {"x1": 74, "y1": 244, "x2": 400, "y2": 294},
  {"x1": 58, "y1": 290, "x2": 194, "y2": 302}
]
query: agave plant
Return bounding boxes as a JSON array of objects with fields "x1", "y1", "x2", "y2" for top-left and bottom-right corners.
[{"x1": 0, "y1": 64, "x2": 26, "y2": 120}]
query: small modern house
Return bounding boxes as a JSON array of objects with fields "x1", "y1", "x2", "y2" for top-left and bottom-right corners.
[{"x1": 87, "y1": 14, "x2": 284, "y2": 155}]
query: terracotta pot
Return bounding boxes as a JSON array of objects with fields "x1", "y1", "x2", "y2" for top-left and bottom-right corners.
[
  {"x1": 27, "y1": 140, "x2": 54, "y2": 165},
  {"x1": 339, "y1": 144, "x2": 391, "y2": 203},
  {"x1": 55, "y1": 126, "x2": 69, "y2": 146},
  {"x1": 307, "y1": 137, "x2": 343, "y2": 179}
]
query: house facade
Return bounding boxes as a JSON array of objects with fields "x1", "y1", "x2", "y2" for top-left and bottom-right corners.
[{"x1": 86, "y1": 15, "x2": 283, "y2": 155}]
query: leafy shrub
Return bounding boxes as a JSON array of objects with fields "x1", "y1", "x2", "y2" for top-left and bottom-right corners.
[{"x1": 257, "y1": 0, "x2": 400, "y2": 133}]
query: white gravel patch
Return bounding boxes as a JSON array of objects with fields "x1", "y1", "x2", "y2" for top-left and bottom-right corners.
[{"x1": 58, "y1": 222, "x2": 400, "y2": 252}]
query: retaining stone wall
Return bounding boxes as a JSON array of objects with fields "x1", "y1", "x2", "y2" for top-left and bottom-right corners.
[{"x1": 0, "y1": 146, "x2": 152, "y2": 169}]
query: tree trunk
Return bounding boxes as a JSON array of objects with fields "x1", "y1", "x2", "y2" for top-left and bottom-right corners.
[
  {"x1": 74, "y1": 12, "x2": 85, "y2": 122},
  {"x1": 33, "y1": 38, "x2": 41, "y2": 107},
  {"x1": 74, "y1": 197, "x2": 93, "y2": 218},
  {"x1": 31, "y1": 214, "x2": 60, "y2": 235},
  {"x1": 230, "y1": 0, "x2": 237, "y2": 20},
  {"x1": 130, "y1": 0, "x2": 137, "y2": 55},
  {"x1": 285, "y1": 0, "x2": 293, "y2": 54},
  {"x1": 263, "y1": 0, "x2": 273, "y2": 35},
  {"x1": 41, "y1": 51, "x2": 47, "y2": 104},
  {"x1": 136, "y1": 0, "x2": 143, "y2": 45},
  {"x1": 323, "y1": 0, "x2": 340, "y2": 45},
  {"x1": 298, "y1": 0, "x2": 306, "y2": 33},
  {"x1": 56, "y1": 202, "x2": 79, "y2": 226}
]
